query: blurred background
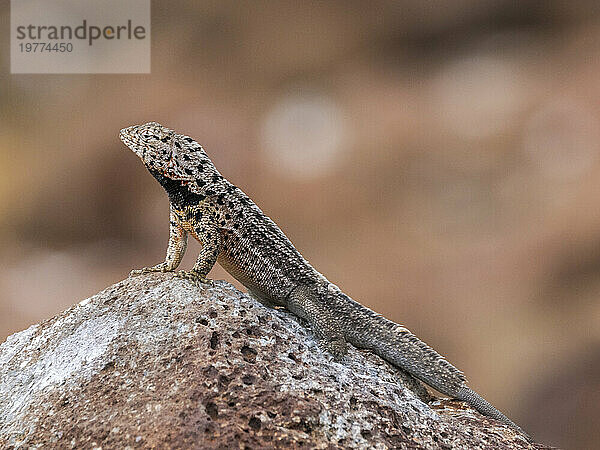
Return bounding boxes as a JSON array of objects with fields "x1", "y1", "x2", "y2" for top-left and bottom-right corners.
[{"x1": 1, "y1": 1, "x2": 600, "y2": 447}]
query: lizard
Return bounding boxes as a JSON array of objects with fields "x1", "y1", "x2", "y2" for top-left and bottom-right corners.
[{"x1": 119, "y1": 121, "x2": 529, "y2": 438}]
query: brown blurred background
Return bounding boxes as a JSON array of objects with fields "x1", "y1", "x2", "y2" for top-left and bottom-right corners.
[{"x1": 2, "y1": 1, "x2": 600, "y2": 448}]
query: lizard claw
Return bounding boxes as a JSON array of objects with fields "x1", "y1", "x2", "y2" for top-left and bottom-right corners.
[
  {"x1": 175, "y1": 270, "x2": 212, "y2": 286},
  {"x1": 129, "y1": 264, "x2": 171, "y2": 277}
]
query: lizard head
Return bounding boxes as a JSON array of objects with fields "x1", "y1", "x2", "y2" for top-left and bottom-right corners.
[
  {"x1": 120, "y1": 121, "x2": 210, "y2": 182},
  {"x1": 120, "y1": 122, "x2": 226, "y2": 202}
]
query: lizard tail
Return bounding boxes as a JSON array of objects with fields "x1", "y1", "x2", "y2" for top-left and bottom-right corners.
[
  {"x1": 339, "y1": 292, "x2": 466, "y2": 395},
  {"x1": 456, "y1": 386, "x2": 531, "y2": 440},
  {"x1": 337, "y1": 292, "x2": 528, "y2": 436},
  {"x1": 358, "y1": 319, "x2": 467, "y2": 397}
]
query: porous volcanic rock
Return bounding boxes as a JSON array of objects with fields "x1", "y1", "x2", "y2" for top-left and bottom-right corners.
[{"x1": 0, "y1": 274, "x2": 550, "y2": 449}]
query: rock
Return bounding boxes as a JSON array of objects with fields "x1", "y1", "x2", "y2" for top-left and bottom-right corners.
[{"x1": 0, "y1": 274, "x2": 550, "y2": 449}]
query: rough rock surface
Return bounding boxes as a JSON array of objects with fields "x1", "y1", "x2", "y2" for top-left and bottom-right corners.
[{"x1": 0, "y1": 274, "x2": 550, "y2": 449}]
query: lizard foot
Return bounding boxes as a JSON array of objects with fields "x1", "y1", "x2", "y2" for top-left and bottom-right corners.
[
  {"x1": 318, "y1": 338, "x2": 349, "y2": 360},
  {"x1": 175, "y1": 270, "x2": 212, "y2": 286},
  {"x1": 129, "y1": 264, "x2": 172, "y2": 277}
]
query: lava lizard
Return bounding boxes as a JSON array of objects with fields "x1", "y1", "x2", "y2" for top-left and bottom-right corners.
[{"x1": 120, "y1": 121, "x2": 529, "y2": 438}]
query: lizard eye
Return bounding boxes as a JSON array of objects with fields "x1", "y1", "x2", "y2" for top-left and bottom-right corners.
[{"x1": 140, "y1": 130, "x2": 156, "y2": 141}]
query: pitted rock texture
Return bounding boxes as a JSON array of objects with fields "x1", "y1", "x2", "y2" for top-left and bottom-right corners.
[{"x1": 0, "y1": 274, "x2": 550, "y2": 449}]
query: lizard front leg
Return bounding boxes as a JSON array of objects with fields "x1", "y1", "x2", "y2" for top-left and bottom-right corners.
[
  {"x1": 287, "y1": 286, "x2": 348, "y2": 358},
  {"x1": 176, "y1": 204, "x2": 221, "y2": 285},
  {"x1": 130, "y1": 207, "x2": 188, "y2": 276}
]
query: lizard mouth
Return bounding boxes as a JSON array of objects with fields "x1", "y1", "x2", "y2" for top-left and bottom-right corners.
[
  {"x1": 119, "y1": 126, "x2": 140, "y2": 145},
  {"x1": 119, "y1": 126, "x2": 147, "y2": 160}
]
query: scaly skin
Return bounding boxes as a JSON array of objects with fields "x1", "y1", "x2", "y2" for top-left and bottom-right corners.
[{"x1": 120, "y1": 122, "x2": 529, "y2": 438}]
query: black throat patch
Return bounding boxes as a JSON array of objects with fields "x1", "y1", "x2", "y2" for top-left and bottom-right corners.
[{"x1": 149, "y1": 169, "x2": 206, "y2": 209}]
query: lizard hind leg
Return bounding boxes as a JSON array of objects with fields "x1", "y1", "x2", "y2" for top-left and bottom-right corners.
[{"x1": 287, "y1": 286, "x2": 349, "y2": 359}]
